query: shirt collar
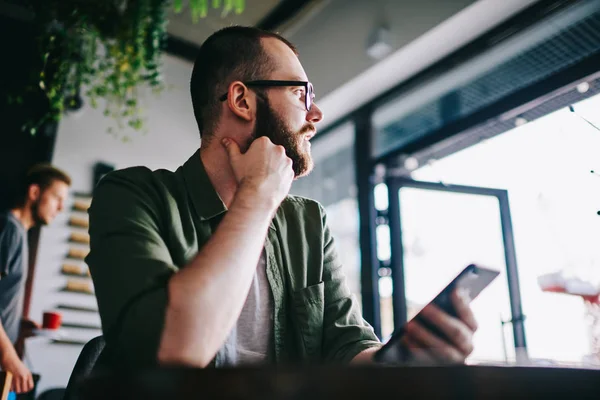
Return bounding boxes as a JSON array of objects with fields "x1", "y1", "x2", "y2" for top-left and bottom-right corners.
[{"x1": 181, "y1": 150, "x2": 276, "y2": 230}]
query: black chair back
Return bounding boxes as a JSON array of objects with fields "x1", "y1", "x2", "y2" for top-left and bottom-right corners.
[
  {"x1": 36, "y1": 388, "x2": 65, "y2": 400},
  {"x1": 63, "y1": 336, "x2": 105, "y2": 400}
]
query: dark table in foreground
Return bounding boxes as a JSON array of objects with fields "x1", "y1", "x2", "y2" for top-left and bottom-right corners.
[{"x1": 79, "y1": 365, "x2": 600, "y2": 399}]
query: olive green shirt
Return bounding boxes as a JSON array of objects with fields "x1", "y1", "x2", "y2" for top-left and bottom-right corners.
[{"x1": 86, "y1": 150, "x2": 380, "y2": 368}]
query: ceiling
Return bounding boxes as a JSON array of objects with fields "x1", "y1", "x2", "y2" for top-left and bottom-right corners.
[{"x1": 166, "y1": 0, "x2": 281, "y2": 46}]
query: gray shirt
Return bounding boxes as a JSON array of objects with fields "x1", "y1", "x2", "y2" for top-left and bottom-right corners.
[
  {"x1": 217, "y1": 251, "x2": 274, "y2": 367},
  {"x1": 0, "y1": 211, "x2": 28, "y2": 344}
]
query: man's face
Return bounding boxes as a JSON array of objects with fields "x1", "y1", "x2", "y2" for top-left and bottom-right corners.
[
  {"x1": 250, "y1": 38, "x2": 324, "y2": 178},
  {"x1": 31, "y1": 180, "x2": 69, "y2": 226},
  {"x1": 252, "y1": 96, "x2": 315, "y2": 177}
]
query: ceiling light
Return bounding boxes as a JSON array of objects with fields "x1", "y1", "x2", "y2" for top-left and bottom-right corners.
[
  {"x1": 576, "y1": 82, "x2": 590, "y2": 93},
  {"x1": 366, "y1": 26, "x2": 393, "y2": 60},
  {"x1": 403, "y1": 157, "x2": 419, "y2": 170},
  {"x1": 515, "y1": 117, "x2": 528, "y2": 127}
]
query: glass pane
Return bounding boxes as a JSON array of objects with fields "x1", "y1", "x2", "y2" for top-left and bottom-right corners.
[
  {"x1": 374, "y1": 183, "x2": 389, "y2": 211},
  {"x1": 375, "y1": 224, "x2": 391, "y2": 262},
  {"x1": 410, "y1": 93, "x2": 600, "y2": 366},
  {"x1": 325, "y1": 199, "x2": 361, "y2": 302},
  {"x1": 398, "y1": 187, "x2": 515, "y2": 364},
  {"x1": 379, "y1": 275, "x2": 395, "y2": 340}
]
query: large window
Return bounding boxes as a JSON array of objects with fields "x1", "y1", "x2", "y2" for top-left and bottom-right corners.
[
  {"x1": 302, "y1": 0, "x2": 600, "y2": 352},
  {"x1": 408, "y1": 93, "x2": 600, "y2": 365}
]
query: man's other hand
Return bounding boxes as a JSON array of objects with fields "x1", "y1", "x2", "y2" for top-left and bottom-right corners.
[
  {"x1": 402, "y1": 288, "x2": 478, "y2": 364},
  {"x1": 0, "y1": 351, "x2": 33, "y2": 394},
  {"x1": 20, "y1": 318, "x2": 41, "y2": 339}
]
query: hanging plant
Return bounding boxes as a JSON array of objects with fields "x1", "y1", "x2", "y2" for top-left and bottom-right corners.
[{"x1": 15, "y1": 0, "x2": 245, "y2": 138}]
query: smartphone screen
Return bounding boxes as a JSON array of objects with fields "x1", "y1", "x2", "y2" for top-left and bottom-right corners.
[{"x1": 374, "y1": 264, "x2": 500, "y2": 364}]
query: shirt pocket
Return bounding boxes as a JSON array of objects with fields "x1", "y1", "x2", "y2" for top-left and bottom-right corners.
[{"x1": 292, "y1": 281, "x2": 324, "y2": 361}]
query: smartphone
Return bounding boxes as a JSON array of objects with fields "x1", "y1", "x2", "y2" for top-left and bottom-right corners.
[{"x1": 373, "y1": 264, "x2": 500, "y2": 364}]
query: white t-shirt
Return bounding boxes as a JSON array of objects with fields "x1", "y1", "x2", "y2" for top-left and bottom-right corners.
[{"x1": 217, "y1": 250, "x2": 274, "y2": 366}]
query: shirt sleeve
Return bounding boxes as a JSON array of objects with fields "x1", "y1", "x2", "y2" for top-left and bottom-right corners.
[
  {"x1": 0, "y1": 218, "x2": 24, "y2": 279},
  {"x1": 86, "y1": 169, "x2": 177, "y2": 368},
  {"x1": 319, "y1": 205, "x2": 382, "y2": 363}
]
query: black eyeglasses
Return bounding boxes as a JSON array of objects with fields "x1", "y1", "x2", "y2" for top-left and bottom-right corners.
[{"x1": 219, "y1": 80, "x2": 315, "y2": 111}]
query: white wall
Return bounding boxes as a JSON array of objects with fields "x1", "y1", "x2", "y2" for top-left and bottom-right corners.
[{"x1": 26, "y1": 54, "x2": 198, "y2": 394}]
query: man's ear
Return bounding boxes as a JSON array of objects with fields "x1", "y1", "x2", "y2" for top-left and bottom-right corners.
[
  {"x1": 27, "y1": 184, "x2": 41, "y2": 203},
  {"x1": 226, "y1": 81, "x2": 255, "y2": 122}
]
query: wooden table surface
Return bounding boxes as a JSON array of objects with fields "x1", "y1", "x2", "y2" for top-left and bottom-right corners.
[{"x1": 78, "y1": 365, "x2": 600, "y2": 399}]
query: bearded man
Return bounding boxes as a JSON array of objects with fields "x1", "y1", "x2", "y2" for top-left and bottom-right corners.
[
  {"x1": 86, "y1": 26, "x2": 478, "y2": 369},
  {"x1": 1, "y1": 164, "x2": 70, "y2": 393}
]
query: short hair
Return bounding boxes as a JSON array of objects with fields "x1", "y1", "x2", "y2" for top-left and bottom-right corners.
[
  {"x1": 14, "y1": 164, "x2": 71, "y2": 207},
  {"x1": 190, "y1": 26, "x2": 298, "y2": 138}
]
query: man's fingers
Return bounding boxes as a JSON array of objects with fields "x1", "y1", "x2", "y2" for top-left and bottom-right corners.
[
  {"x1": 402, "y1": 335, "x2": 436, "y2": 365},
  {"x1": 406, "y1": 320, "x2": 464, "y2": 363},
  {"x1": 27, "y1": 372, "x2": 34, "y2": 392},
  {"x1": 420, "y1": 304, "x2": 474, "y2": 357},
  {"x1": 22, "y1": 318, "x2": 41, "y2": 330},
  {"x1": 10, "y1": 371, "x2": 34, "y2": 394},
  {"x1": 14, "y1": 377, "x2": 22, "y2": 394},
  {"x1": 452, "y1": 289, "x2": 478, "y2": 332},
  {"x1": 19, "y1": 376, "x2": 26, "y2": 394},
  {"x1": 19, "y1": 376, "x2": 25, "y2": 393},
  {"x1": 221, "y1": 138, "x2": 241, "y2": 160}
]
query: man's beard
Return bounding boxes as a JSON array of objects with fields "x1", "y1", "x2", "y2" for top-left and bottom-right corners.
[
  {"x1": 30, "y1": 200, "x2": 47, "y2": 227},
  {"x1": 252, "y1": 96, "x2": 315, "y2": 178}
]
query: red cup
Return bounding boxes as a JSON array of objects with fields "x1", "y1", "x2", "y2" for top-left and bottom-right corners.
[{"x1": 42, "y1": 311, "x2": 62, "y2": 330}]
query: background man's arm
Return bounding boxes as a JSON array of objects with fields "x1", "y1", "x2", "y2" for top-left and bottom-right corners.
[
  {"x1": 0, "y1": 314, "x2": 33, "y2": 393},
  {"x1": 0, "y1": 222, "x2": 33, "y2": 393}
]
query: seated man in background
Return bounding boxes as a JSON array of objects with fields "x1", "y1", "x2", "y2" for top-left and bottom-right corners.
[
  {"x1": 86, "y1": 26, "x2": 478, "y2": 369},
  {"x1": 0, "y1": 165, "x2": 70, "y2": 393}
]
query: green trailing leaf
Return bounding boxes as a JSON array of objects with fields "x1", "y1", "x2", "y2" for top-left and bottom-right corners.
[
  {"x1": 189, "y1": 0, "x2": 201, "y2": 22},
  {"x1": 234, "y1": 0, "x2": 245, "y2": 14},
  {"x1": 199, "y1": 0, "x2": 209, "y2": 19},
  {"x1": 173, "y1": 0, "x2": 183, "y2": 13},
  {"x1": 12, "y1": 0, "x2": 243, "y2": 137},
  {"x1": 222, "y1": 0, "x2": 232, "y2": 17}
]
